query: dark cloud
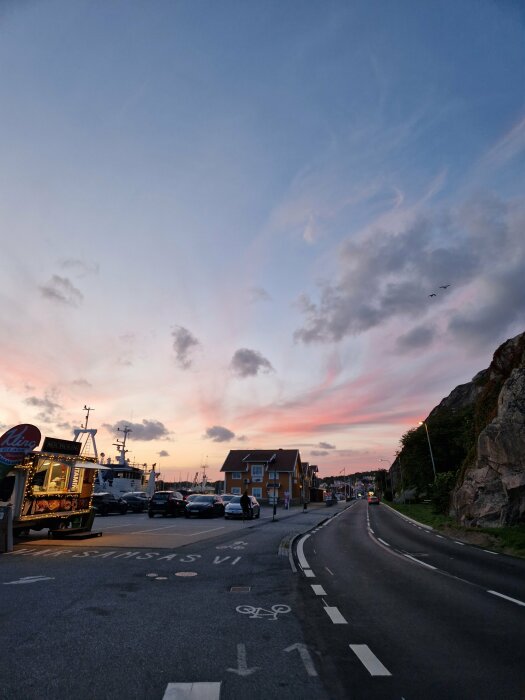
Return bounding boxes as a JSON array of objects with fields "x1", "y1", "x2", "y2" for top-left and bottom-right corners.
[
  {"x1": 103, "y1": 419, "x2": 170, "y2": 441},
  {"x1": 39, "y1": 275, "x2": 83, "y2": 306},
  {"x1": 294, "y1": 196, "x2": 525, "y2": 346},
  {"x1": 396, "y1": 325, "x2": 436, "y2": 351},
  {"x1": 24, "y1": 395, "x2": 62, "y2": 424},
  {"x1": 204, "y1": 426, "x2": 236, "y2": 442},
  {"x1": 318, "y1": 441, "x2": 336, "y2": 449},
  {"x1": 231, "y1": 348, "x2": 274, "y2": 378},
  {"x1": 311, "y1": 450, "x2": 329, "y2": 456},
  {"x1": 158, "y1": 450, "x2": 170, "y2": 457},
  {"x1": 172, "y1": 326, "x2": 200, "y2": 369}
]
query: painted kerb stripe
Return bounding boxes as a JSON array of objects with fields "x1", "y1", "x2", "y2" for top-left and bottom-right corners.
[{"x1": 487, "y1": 590, "x2": 525, "y2": 607}]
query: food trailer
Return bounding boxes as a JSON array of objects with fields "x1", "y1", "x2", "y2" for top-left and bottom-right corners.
[{"x1": 0, "y1": 424, "x2": 99, "y2": 540}]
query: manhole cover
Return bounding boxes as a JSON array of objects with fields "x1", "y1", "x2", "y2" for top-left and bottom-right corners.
[
  {"x1": 230, "y1": 586, "x2": 251, "y2": 592},
  {"x1": 175, "y1": 571, "x2": 198, "y2": 577}
]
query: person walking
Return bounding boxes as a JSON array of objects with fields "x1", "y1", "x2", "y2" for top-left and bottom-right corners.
[{"x1": 240, "y1": 490, "x2": 252, "y2": 521}]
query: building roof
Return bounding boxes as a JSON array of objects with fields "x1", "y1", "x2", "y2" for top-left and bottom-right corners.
[{"x1": 220, "y1": 449, "x2": 301, "y2": 473}]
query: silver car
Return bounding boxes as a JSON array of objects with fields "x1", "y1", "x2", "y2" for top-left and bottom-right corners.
[{"x1": 224, "y1": 495, "x2": 260, "y2": 519}]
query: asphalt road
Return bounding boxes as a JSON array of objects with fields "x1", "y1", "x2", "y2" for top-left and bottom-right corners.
[
  {"x1": 2, "y1": 501, "x2": 524, "y2": 699},
  {"x1": 295, "y1": 500, "x2": 525, "y2": 699}
]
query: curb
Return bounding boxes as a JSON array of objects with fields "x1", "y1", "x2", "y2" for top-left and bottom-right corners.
[{"x1": 381, "y1": 501, "x2": 434, "y2": 531}]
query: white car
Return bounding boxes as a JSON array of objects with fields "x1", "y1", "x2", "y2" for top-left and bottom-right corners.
[{"x1": 224, "y1": 495, "x2": 261, "y2": 519}]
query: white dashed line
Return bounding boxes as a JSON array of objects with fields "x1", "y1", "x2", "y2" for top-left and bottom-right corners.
[
  {"x1": 487, "y1": 590, "x2": 525, "y2": 607},
  {"x1": 162, "y1": 682, "x2": 221, "y2": 699},
  {"x1": 369, "y1": 528, "x2": 375, "y2": 534},
  {"x1": 435, "y1": 535, "x2": 445, "y2": 539},
  {"x1": 304, "y1": 569, "x2": 316, "y2": 578},
  {"x1": 483, "y1": 549, "x2": 498, "y2": 555},
  {"x1": 377, "y1": 538, "x2": 390, "y2": 547},
  {"x1": 454, "y1": 541, "x2": 465, "y2": 546},
  {"x1": 349, "y1": 645, "x2": 392, "y2": 676},
  {"x1": 311, "y1": 584, "x2": 327, "y2": 596},
  {"x1": 323, "y1": 606, "x2": 348, "y2": 624},
  {"x1": 324, "y1": 567, "x2": 334, "y2": 576},
  {"x1": 403, "y1": 554, "x2": 436, "y2": 570}
]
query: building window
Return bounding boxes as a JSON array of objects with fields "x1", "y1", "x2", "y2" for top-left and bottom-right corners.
[
  {"x1": 268, "y1": 470, "x2": 279, "y2": 480},
  {"x1": 231, "y1": 487, "x2": 241, "y2": 495},
  {"x1": 231, "y1": 472, "x2": 241, "y2": 480},
  {"x1": 252, "y1": 487, "x2": 262, "y2": 499},
  {"x1": 251, "y1": 465, "x2": 263, "y2": 482}
]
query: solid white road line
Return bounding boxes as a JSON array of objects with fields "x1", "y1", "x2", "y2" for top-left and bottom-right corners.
[
  {"x1": 162, "y1": 682, "x2": 221, "y2": 699},
  {"x1": 311, "y1": 584, "x2": 327, "y2": 596},
  {"x1": 323, "y1": 606, "x2": 348, "y2": 624},
  {"x1": 403, "y1": 554, "x2": 437, "y2": 570},
  {"x1": 349, "y1": 645, "x2": 392, "y2": 677},
  {"x1": 377, "y1": 538, "x2": 390, "y2": 547},
  {"x1": 297, "y1": 534, "x2": 311, "y2": 570},
  {"x1": 487, "y1": 590, "x2": 525, "y2": 607}
]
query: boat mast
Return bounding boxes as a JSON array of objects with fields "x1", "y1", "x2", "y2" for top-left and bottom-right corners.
[
  {"x1": 73, "y1": 405, "x2": 99, "y2": 459},
  {"x1": 113, "y1": 425, "x2": 132, "y2": 466}
]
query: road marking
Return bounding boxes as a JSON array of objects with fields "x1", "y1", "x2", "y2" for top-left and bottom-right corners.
[
  {"x1": 323, "y1": 606, "x2": 348, "y2": 624},
  {"x1": 304, "y1": 569, "x2": 316, "y2": 578},
  {"x1": 227, "y1": 643, "x2": 259, "y2": 676},
  {"x1": 324, "y1": 567, "x2": 334, "y2": 576},
  {"x1": 311, "y1": 584, "x2": 326, "y2": 596},
  {"x1": 377, "y1": 538, "x2": 390, "y2": 547},
  {"x1": 349, "y1": 645, "x2": 392, "y2": 676},
  {"x1": 162, "y1": 682, "x2": 221, "y2": 699},
  {"x1": 483, "y1": 549, "x2": 498, "y2": 555},
  {"x1": 369, "y1": 528, "x2": 375, "y2": 534},
  {"x1": 285, "y1": 643, "x2": 318, "y2": 676},
  {"x1": 435, "y1": 535, "x2": 445, "y2": 539},
  {"x1": 487, "y1": 590, "x2": 525, "y2": 607},
  {"x1": 454, "y1": 541, "x2": 465, "y2": 546},
  {"x1": 403, "y1": 554, "x2": 436, "y2": 570},
  {"x1": 296, "y1": 534, "x2": 311, "y2": 568},
  {"x1": 236, "y1": 604, "x2": 291, "y2": 620},
  {"x1": 3, "y1": 575, "x2": 55, "y2": 585}
]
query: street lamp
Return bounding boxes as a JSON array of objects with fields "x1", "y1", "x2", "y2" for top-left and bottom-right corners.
[
  {"x1": 379, "y1": 458, "x2": 393, "y2": 498},
  {"x1": 419, "y1": 421, "x2": 437, "y2": 481}
]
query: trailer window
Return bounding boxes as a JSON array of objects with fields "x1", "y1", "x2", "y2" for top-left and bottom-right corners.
[{"x1": 31, "y1": 459, "x2": 83, "y2": 494}]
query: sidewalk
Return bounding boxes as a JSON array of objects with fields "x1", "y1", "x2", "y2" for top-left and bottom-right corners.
[{"x1": 259, "y1": 500, "x2": 345, "y2": 521}]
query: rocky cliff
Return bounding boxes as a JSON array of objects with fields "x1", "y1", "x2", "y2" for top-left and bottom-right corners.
[{"x1": 452, "y1": 331, "x2": 525, "y2": 527}]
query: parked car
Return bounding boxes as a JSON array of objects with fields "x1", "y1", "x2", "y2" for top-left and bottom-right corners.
[
  {"x1": 148, "y1": 490, "x2": 186, "y2": 518},
  {"x1": 92, "y1": 492, "x2": 128, "y2": 516},
  {"x1": 185, "y1": 493, "x2": 202, "y2": 503},
  {"x1": 121, "y1": 491, "x2": 150, "y2": 513},
  {"x1": 185, "y1": 495, "x2": 225, "y2": 518},
  {"x1": 220, "y1": 494, "x2": 236, "y2": 505},
  {"x1": 178, "y1": 489, "x2": 196, "y2": 501},
  {"x1": 367, "y1": 495, "x2": 380, "y2": 505},
  {"x1": 224, "y1": 495, "x2": 260, "y2": 519}
]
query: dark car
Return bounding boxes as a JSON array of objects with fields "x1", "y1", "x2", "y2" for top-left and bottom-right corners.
[
  {"x1": 224, "y1": 495, "x2": 260, "y2": 519},
  {"x1": 148, "y1": 490, "x2": 186, "y2": 518},
  {"x1": 367, "y1": 495, "x2": 380, "y2": 505},
  {"x1": 184, "y1": 494, "x2": 225, "y2": 518},
  {"x1": 121, "y1": 491, "x2": 150, "y2": 513},
  {"x1": 92, "y1": 492, "x2": 128, "y2": 516}
]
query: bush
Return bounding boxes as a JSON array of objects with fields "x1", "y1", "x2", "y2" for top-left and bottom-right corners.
[{"x1": 430, "y1": 471, "x2": 458, "y2": 514}]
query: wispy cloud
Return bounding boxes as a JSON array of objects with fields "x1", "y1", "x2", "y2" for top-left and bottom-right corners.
[
  {"x1": 172, "y1": 326, "x2": 200, "y2": 369},
  {"x1": 39, "y1": 275, "x2": 83, "y2": 306}
]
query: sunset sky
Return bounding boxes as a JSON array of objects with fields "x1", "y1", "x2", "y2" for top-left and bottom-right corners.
[{"x1": 1, "y1": 1, "x2": 524, "y2": 481}]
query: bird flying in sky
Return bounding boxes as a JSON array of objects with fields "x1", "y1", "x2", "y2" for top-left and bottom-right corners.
[
  {"x1": 439, "y1": 284, "x2": 451, "y2": 289},
  {"x1": 429, "y1": 293, "x2": 437, "y2": 297}
]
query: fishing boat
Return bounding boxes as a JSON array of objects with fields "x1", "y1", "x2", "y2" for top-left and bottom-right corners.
[{"x1": 73, "y1": 407, "x2": 156, "y2": 498}]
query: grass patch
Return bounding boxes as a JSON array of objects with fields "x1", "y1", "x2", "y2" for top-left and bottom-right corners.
[{"x1": 385, "y1": 502, "x2": 525, "y2": 558}]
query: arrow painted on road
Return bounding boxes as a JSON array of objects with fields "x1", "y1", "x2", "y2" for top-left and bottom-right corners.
[
  {"x1": 226, "y1": 643, "x2": 260, "y2": 677},
  {"x1": 284, "y1": 643, "x2": 318, "y2": 677},
  {"x1": 3, "y1": 576, "x2": 55, "y2": 585}
]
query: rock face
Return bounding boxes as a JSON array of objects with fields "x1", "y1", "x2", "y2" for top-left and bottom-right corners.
[{"x1": 453, "y1": 332, "x2": 525, "y2": 527}]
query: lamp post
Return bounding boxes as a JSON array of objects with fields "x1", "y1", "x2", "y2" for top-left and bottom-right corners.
[
  {"x1": 419, "y1": 421, "x2": 437, "y2": 481},
  {"x1": 379, "y1": 458, "x2": 392, "y2": 499}
]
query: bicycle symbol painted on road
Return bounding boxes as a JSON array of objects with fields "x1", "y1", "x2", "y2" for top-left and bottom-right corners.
[
  {"x1": 216, "y1": 541, "x2": 248, "y2": 551},
  {"x1": 236, "y1": 604, "x2": 291, "y2": 620}
]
